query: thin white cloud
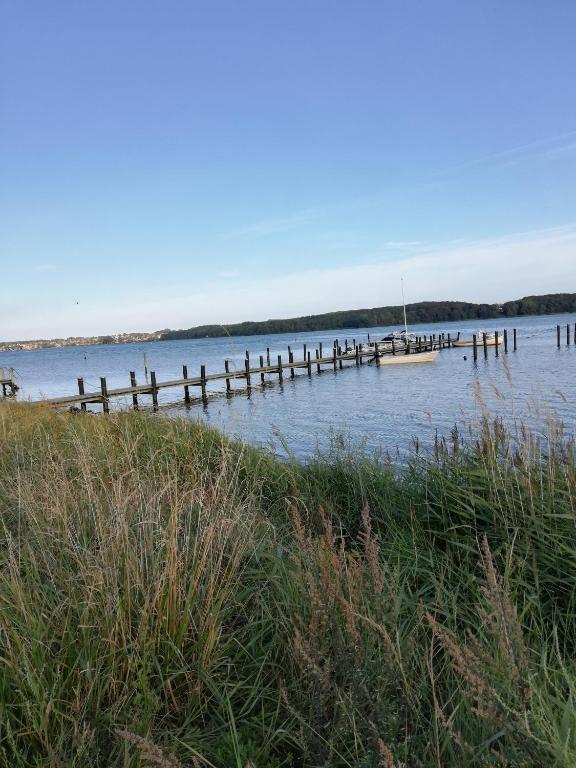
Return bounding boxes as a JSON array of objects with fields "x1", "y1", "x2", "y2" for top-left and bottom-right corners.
[{"x1": 4, "y1": 224, "x2": 575, "y2": 340}]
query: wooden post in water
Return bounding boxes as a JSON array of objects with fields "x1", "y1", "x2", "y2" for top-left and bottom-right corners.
[
  {"x1": 200, "y1": 365, "x2": 207, "y2": 402},
  {"x1": 513, "y1": 328, "x2": 517, "y2": 351},
  {"x1": 483, "y1": 332, "x2": 488, "y2": 357},
  {"x1": 391, "y1": 338, "x2": 396, "y2": 356},
  {"x1": 143, "y1": 353, "x2": 149, "y2": 384},
  {"x1": 277, "y1": 355, "x2": 283, "y2": 382},
  {"x1": 100, "y1": 377, "x2": 109, "y2": 414},
  {"x1": 77, "y1": 378, "x2": 87, "y2": 412},
  {"x1": 375, "y1": 340, "x2": 380, "y2": 363},
  {"x1": 355, "y1": 345, "x2": 360, "y2": 366},
  {"x1": 503, "y1": 330, "x2": 508, "y2": 353},
  {"x1": 473, "y1": 334, "x2": 477, "y2": 361},
  {"x1": 333, "y1": 346, "x2": 337, "y2": 371},
  {"x1": 319, "y1": 341, "x2": 323, "y2": 359},
  {"x1": 447, "y1": 333, "x2": 451, "y2": 348},
  {"x1": 260, "y1": 355, "x2": 265, "y2": 384},
  {"x1": 244, "y1": 359, "x2": 251, "y2": 390},
  {"x1": 568, "y1": 324, "x2": 571, "y2": 346},
  {"x1": 224, "y1": 360, "x2": 231, "y2": 393},
  {"x1": 494, "y1": 330, "x2": 499, "y2": 356},
  {"x1": 150, "y1": 371, "x2": 159, "y2": 411},
  {"x1": 557, "y1": 325, "x2": 561, "y2": 348},
  {"x1": 182, "y1": 365, "x2": 190, "y2": 403},
  {"x1": 289, "y1": 350, "x2": 295, "y2": 378},
  {"x1": 266, "y1": 347, "x2": 270, "y2": 366},
  {"x1": 316, "y1": 349, "x2": 321, "y2": 373},
  {"x1": 338, "y1": 346, "x2": 343, "y2": 369},
  {"x1": 130, "y1": 371, "x2": 139, "y2": 409},
  {"x1": 307, "y1": 351, "x2": 312, "y2": 376},
  {"x1": 303, "y1": 343, "x2": 307, "y2": 362}
]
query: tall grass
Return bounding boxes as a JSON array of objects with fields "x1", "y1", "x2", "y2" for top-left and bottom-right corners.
[{"x1": 0, "y1": 402, "x2": 574, "y2": 766}]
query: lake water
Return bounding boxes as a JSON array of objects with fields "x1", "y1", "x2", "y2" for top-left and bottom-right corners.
[{"x1": 2, "y1": 313, "x2": 575, "y2": 458}]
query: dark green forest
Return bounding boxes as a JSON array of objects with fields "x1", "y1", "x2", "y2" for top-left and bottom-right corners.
[{"x1": 161, "y1": 292, "x2": 576, "y2": 340}]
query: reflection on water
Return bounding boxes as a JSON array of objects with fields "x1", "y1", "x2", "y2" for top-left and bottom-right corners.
[{"x1": 2, "y1": 313, "x2": 575, "y2": 458}]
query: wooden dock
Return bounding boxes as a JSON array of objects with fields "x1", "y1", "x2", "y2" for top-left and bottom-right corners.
[
  {"x1": 0, "y1": 368, "x2": 18, "y2": 398},
  {"x1": 42, "y1": 334, "x2": 453, "y2": 412}
]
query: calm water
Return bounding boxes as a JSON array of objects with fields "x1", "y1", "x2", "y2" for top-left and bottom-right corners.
[{"x1": 2, "y1": 314, "x2": 575, "y2": 458}]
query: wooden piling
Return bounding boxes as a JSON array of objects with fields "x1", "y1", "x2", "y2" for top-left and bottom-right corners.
[
  {"x1": 513, "y1": 328, "x2": 517, "y2": 351},
  {"x1": 568, "y1": 324, "x2": 571, "y2": 346},
  {"x1": 77, "y1": 378, "x2": 87, "y2": 412},
  {"x1": 266, "y1": 347, "x2": 270, "y2": 366},
  {"x1": 473, "y1": 334, "x2": 477, "y2": 361},
  {"x1": 130, "y1": 371, "x2": 139, "y2": 409},
  {"x1": 316, "y1": 349, "x2": 321, "y2": 373},
  {"x1": 289, "y1": 350, "x2": 295, "y2": 378},
  {"x1": 182, "y1": 365, "x2": 190, "y2": 403},
  {"x1": 150, "y1": 371, "x2": 159, "y2": 410},
  {"x1": 557, "y1": 325, "x2": 561, "y2": 348},
  {"x1": 244, "y1": 359, "x2": 251, "y2": 389},
  {"x1": 333, "y1": 346, "x2": 337, "y2": 371},
  {"x1": 503, "y1": 329, "x2": 508, "y2": 353},
  {"x1": 303, "y1": 343, "x2": 307, "y2": 362},
  {"x1": 260, "y1": 355, "x2": 265, "y2": 384},
  {"x1": 338, "y1": 346, "x2": 343, "y2": 369},
  {"x1": 495, "y1": 330, "x2": 499, "y2": 356},
  {"x1": 200, "y1": 365, "x2": 207, "y2": 401},
  {"x1": 319, "y1": 341, "x2": 323, "y2": 358},
  {"x1": 224, "y1": 360, "x2": 231, "y2": 393},
  {"x1": 483, "y1": 332, "x2": 488, "y2": 357},
  {"x1": 277, "y1": 355, "x2": 283, "y2": 382},
  {"x1": 307, "y1": 351, "x2": 312, "y2": 376},
  {"x1": 100, "y1": 377, "x2": 110, "y2": 413}
]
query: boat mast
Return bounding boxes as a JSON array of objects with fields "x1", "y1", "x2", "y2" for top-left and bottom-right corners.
[{"x1": 401, "y1": 277, "x2": 408, "y2": 336}]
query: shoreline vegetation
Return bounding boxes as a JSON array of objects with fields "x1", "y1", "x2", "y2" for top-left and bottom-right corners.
[
  {"x1": 1, "y1": 403, "x2": 575, "y2": 766},
  {"x1": 1, "y1": 292, "x2": 575, "y2": 351}
]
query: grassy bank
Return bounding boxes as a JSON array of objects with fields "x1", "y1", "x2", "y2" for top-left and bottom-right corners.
[{"x1": 0, "y1": 404, "x2": 575, "y2": 767}]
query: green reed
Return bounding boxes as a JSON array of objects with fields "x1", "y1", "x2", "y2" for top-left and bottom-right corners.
[{"x1": 0, "y1": 402, "x2": 574, "y2": 767}]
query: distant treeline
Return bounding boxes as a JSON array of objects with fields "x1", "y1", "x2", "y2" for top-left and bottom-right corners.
[{"x1": 161, "y1": 293, "x2": 576, "y2": 340}]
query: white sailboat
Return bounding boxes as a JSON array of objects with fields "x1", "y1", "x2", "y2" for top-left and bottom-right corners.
[{"x1": 376, "y1": 278, "x2": 438, "y2": 365}]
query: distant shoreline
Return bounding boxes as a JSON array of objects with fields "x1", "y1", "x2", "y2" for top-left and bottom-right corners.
[{"x1": 1, "y1": 292, "x2": 574, "y2": 352}]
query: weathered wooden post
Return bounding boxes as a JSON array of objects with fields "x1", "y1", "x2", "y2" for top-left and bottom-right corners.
[
  {"x1": 568, "y1": 324, "x2": 571, "y2": 346},
  {"x1": 315, "y1": 349, "x2": 321, "y2": 373},
  {"x1": 77, "y1": 378, "x2": 87, "y2": 412},
  {"x1": 130, "y1": 371, "x2": 139, "y2": 409},
  {"x1": 200, "y1": 365, "x2": 207, "y2": 402},
  {"x1": 503, "y1": 329, "x2": 508, "y2": 353},
  {"x1": 100, "y1": 377, "x2": 109, "y2": 414},
  {"x1": 307, "y1": 351, "x2": 312, "y2": 376},
  {"x1": 355, "y1": 345, "x2": 360, "y2": 366},
  {"x1": 303, "y1": 343, "x2": 307, "y2": 362},
  {"x1": 266, "y1": 347, "x2": 271, "y2": 366},
  {"x1": 277, "y1": 354, "x2": 283, "y2": 382},
  {"x1": 289, "y1": 350, "x2": 295, "y2": 378},
  {"x1": 319, "y1": 341, "x2": 323, "y2": 358},
  {"x1": 224, "y1": 360, "x2": 231, "y2": 393},
  {"x1": 244, "y1": 358, "x2": 251, "y2": 390},
  {"x1": 447, "y1": 333, "x2": 451, "y2": 348},
  {"x1": 391, "y1": 338, "x2": 396, "y2": 356},
  {"x1": 557, "y1": 325, "x2": 561, "y2": 348},
  {"x1": 182, "y1": 365, "x2": 190, "y2": 403},
  {"x1": 259, "y1": 355, "x2": 265, "y2": 384},
  {"x1": 495, "y1": 330, "x2": 499, "y2": 356},
  {"x1": 333, "y1": 346, "x2": 337, "y2": 371},
  {"x1": 338, "y1": 346, "x2": 343, "y2": 369},
  {"x1": 473, "y1": 334, "x2": 477, "y2": 361},
  {"x1": 513, "y1": 328, "x2": 517, "y2": 351},
  {"x1": 375, "y1": 340, "x2": 380, "y2": 363},
  {"x1": 150, "y1": 371, "x2": 159, "y2": 410},
  {"x1": 483, "y1": 332, "x2": 488, "y2": 357}
]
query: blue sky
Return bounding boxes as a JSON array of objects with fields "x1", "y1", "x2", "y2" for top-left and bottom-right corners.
[{"x1": 2, "y1": 0, "x2": 575, "y2": 339}]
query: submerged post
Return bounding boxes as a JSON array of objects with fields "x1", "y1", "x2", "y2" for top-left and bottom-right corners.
[
  {"x1": 100, "y1": 377, "x2": 109, "y2": 414},
  {"x1": 182, "y1": 365, "x2": 190, "y2": 403},
  {"x1": 77, "y1": 378, "x2": 87, "y2": 412},
  {"x1": 130, "y1": 371, "x2": 139, "y2": 409}
]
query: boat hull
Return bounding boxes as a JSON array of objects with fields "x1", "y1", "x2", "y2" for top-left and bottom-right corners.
[
  {"x1": 453, "y1": 337, "x2": 501, "y2": 348},
  {"x1": 376, "y1": 350, "x2": 438, "y2": 365}
]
